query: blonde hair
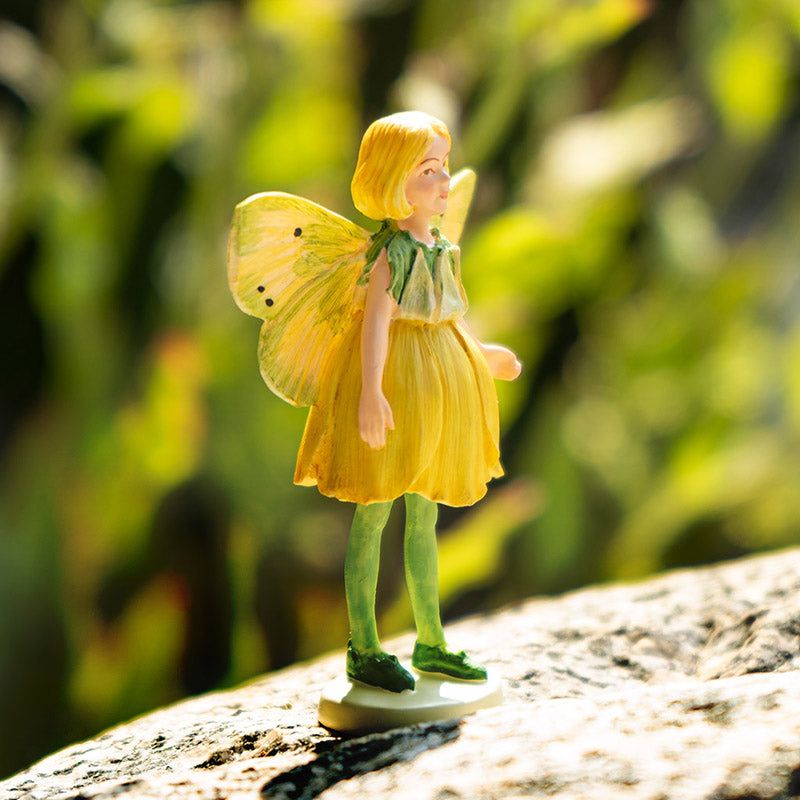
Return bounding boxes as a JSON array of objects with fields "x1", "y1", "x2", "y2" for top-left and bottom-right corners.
[{"x1": 351, "y1": 111, "x2": 451, "y2": 221}]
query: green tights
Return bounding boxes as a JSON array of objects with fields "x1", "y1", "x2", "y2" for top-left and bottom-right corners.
[{"x1": 345, "y1": 493, "x2": 445, "y2": 654}]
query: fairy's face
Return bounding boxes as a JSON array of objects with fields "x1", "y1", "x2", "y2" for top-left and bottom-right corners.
[{"x1": 403, "y1": 134, "x2": 450, "y2": 218}]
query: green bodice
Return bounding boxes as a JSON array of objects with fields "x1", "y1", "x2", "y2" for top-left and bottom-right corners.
[{"x1": 355, "y1": 220, "x2": 469, "y2": 323}]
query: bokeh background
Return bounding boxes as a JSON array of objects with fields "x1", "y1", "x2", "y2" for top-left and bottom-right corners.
[{"x1": 2, "y1": 0, "x2": 799, "y2": 779}]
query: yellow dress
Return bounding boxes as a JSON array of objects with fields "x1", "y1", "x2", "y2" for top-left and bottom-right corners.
[{"x1": 293, "y1": 223, "x2": 504, "y2": 507}]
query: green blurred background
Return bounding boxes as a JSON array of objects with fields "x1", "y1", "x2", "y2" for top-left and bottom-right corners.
[{"x1": 1, "y1": 0, "x2": 799, "y2": 779}]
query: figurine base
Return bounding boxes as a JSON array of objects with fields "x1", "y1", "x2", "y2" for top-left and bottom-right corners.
[{"x1": 318, "y1": 666, "x2": 503, "y2": 734}]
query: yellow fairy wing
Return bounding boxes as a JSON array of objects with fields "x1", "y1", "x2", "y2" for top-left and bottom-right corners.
[
  {"x1": 227, "y1": 192, "x2": 370, "y2": 407},
  {"x1": 438, "y1": 167, "x2": 476, "y2": 245}
]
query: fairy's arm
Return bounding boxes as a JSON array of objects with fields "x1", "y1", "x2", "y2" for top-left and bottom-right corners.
[
  {"x1": 359, "y1": 249, "x2": 397, "y2": 449},
  {"x1": 457, "y1": 317, "x2": 522, "y2": 381}
]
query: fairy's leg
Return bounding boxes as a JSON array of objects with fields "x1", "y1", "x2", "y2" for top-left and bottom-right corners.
[
  {"x1": 404, "y1": 493, "x2": 488, "y2": 680},
  {"x1": 345, "y1": 499, "x2": 416, "y2": 692},
  {"x1": 403, "y1": 492, "x2": 446, "y2": 646},
  {"x1": 345, "y1": 500, "x2": 393, "y2": 653}
]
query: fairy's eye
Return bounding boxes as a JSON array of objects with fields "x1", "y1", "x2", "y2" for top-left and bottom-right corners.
[{"x1": 423, "y1": 168, "x2": 434, "y2": 175}]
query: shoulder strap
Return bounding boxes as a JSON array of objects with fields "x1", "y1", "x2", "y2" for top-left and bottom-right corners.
[{"x1": 356, "y1": 220, "x2": 418, "y2": 304}]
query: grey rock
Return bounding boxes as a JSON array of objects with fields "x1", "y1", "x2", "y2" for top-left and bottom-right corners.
[{"x1": 3, "y1": 546, "x2": 799, "y2": 799}]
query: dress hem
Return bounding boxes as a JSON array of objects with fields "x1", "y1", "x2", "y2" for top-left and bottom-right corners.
[{"x1": 293, "y1": 463, "x2": 505, "y2": 508}]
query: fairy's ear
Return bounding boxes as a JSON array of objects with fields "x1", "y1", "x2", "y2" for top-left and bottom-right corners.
[{"x1": 438, "y1": 168, "x2": 476, "y2": 245}]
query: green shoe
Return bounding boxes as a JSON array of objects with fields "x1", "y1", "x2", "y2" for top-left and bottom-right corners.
[
  {"x1": 411, "y1": 642, "x2": 488, "y2": 681},
  {"x1": 346, "y1": 640, "x2": 416, "y2": 693}
]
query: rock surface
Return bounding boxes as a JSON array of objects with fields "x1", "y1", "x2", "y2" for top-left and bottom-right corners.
[{"x1": 3, "y1": 546, "x2": 800, "y2": 800}]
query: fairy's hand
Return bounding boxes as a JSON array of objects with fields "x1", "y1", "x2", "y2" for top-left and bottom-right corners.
[
  {"x1": 359, "y1": 387, "x2": 395, "y2": 449},
  {"x1": 482, "y1": 344, "x2": 522, "y2": 381}
]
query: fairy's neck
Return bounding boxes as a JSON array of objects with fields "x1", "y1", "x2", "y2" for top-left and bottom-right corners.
[{"x1": 393, "y1": 213, "x2": 437, "y2": 247}]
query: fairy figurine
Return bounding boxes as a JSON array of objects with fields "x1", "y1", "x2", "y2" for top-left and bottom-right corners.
[{"x1": 227, "y1": 110, "x2": 521, "y2": 696}]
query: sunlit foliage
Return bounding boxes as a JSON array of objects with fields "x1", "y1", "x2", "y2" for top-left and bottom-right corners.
[{"x1": 1, "y1": 0, "x2": 798, "y2": 777}]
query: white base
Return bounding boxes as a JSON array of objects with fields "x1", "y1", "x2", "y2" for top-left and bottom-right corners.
[{"x1": 317, "y1": 665, "x2": 503, "y2": 733}]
